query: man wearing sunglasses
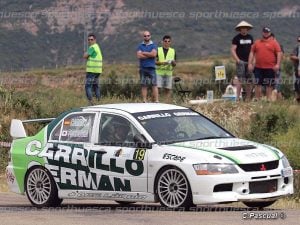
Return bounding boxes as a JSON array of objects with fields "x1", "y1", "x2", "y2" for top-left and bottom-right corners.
[
  {"x1": 156, "y1": 35, "x2": 176, "y2": 102},
  {"x1": 83, "y1": 33, "x2": 103, "y2": 105},
  {"x1": 137, "y1": 31, "x2": 159, "y2": 103}
]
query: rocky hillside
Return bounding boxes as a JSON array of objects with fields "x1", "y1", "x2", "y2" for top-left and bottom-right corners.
[{"x1": 0, "y1": 0, "x2": 299, "y2": 70}]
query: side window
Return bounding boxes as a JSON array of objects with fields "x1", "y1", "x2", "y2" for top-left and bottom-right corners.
[
  {"x1": 50, "y1": 122, "x2": 62, "y2": 141},
  {"x1": 59, "y1": 113, "x2": 95, "y2": 143},
  {"x1": 99, "y1": 114, "x2": 139, "y2": 145}
]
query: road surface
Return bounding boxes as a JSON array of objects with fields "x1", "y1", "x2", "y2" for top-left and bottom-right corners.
[{"x1": 0, "y1": 193, "x2": 299, "y2": 225}]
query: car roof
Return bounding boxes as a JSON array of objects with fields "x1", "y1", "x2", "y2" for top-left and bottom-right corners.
[{"x1": 83, "y1": 103, "x2": 187, "y2": 114}]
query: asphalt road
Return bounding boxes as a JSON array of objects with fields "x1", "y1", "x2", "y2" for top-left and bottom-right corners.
[{"x1": 0, "y1": 193, "x2": 299, "y2": 225}]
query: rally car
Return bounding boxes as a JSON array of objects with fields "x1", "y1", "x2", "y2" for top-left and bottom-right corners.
[{"x1": 6, "y1": 103, "x2": 293, "y2": 209}]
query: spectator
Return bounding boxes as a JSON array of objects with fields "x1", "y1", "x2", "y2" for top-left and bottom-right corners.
[
  {"x1": 156, "y1": 35, "x2": 176, "y2": 102},
  {"x1": 270, "y1": 33, "x2": 284, "y2": 101},
  {"x1": 248, "y1": 27, "x2": 282, "y2": 101},
  {"x1": 83, "y1": 33, "x2": 103, "y2": 105},
  {"x1": 137, "y1": 31, "x2": 159, "y2": 103},
  {"x1": 290, "y1": 35, "x2": 300, "y2": 103},
  {"x1": 231, "y1": 21, "x2": 254, "y2": 101}
]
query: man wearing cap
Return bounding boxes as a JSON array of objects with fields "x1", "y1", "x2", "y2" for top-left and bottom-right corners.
[
  {"x1": 290, "y1": 36, "x2": 300, "y2": 103},
  {"x1": 248, "y1": 27, "x2": 282, "y2": 101},
  {"x1": 231, "y1": 21, "x2": 254, "y2": 101}
]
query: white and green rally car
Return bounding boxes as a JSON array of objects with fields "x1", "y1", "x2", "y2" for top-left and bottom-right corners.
[{"x1": 6, "y1": 103, "x2": 293, "y2": 209}]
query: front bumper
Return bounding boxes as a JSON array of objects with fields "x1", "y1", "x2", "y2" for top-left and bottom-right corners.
[{"x1": 190, "y1": 167, "x2": 294, "y2": 205}]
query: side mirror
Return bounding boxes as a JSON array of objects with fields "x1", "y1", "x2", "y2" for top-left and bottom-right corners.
[{"x1": 133, "y1": 134, "x2": 152, "y2": 149}]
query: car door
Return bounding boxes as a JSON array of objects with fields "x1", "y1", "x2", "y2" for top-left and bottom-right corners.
[
  {"x1": 84, "y1": 113, "x2": 148, "y2": 193},
  {"x1": 47, "y1": 112, "x2": 97, "y2": 191}
]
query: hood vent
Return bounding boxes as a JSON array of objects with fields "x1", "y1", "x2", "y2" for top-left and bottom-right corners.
[{"x1": 218, "y1": 145, "x2": 257, "y2": 151}]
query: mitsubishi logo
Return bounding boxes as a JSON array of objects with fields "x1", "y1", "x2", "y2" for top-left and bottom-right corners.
[{"x1": 260, "y1": 164, "x2": 266, "y2": 171}]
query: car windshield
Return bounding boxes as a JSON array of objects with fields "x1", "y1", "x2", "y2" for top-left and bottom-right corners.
[{"x1": 133, "y1": 109, "x2": 233, "y2": 144}]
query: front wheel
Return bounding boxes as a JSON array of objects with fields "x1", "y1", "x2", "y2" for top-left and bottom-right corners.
[
  {"x1": 25, "y1": 166, "x2": 62, "y2": 207},
  {"x1": 156, "y1": 167, "x2": 193, "y2": 210},
  {"x1": 243, "y1": 200, "x2": 277, "y2": 209}
]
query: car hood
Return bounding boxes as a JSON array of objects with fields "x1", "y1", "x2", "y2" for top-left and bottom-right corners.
[{"x1": 167, "y1": 138, "x2": 281, "y2": 164}]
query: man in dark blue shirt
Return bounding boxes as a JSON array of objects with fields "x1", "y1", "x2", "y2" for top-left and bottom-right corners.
[
  {"x1": 137, "y1": 31, "x2": 158, "y2": 102},
  {"x1": 231, "y1": 21, "x2": 254, "y2": 101}
]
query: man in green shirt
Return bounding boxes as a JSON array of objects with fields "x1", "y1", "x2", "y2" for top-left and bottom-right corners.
[{"x1": 83, "y1": 33, "x2": 103, "y2": 105}]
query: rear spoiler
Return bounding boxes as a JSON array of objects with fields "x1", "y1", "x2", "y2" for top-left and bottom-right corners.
[{"x1": 10, "y1": 118, "x2": 55, "y2": 139}]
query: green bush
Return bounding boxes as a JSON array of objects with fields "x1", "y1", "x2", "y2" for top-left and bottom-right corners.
[
  {"x1": 245, "y1": 103, "x2": 298, "y2": 143},
  {"x1": 101, "y1": 70, "x2": 140, "y2": 99},
  {"x1": 272, "y1": 123, "x2": 300, "y2": 169},
  {"x1": 245, "y1": 103, "x2": 300, "y2": 169}
]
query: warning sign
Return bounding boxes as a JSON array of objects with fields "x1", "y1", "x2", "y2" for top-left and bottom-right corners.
[{"x1": 215, "y1": 66, "x2": 226, "y2": 81}]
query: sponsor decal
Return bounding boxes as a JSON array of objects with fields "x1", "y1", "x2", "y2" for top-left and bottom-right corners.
[
  {"x1": 162, "y1": 153, "x2": 185, "y2": 162},
  {"x1": 135, "y1": 110, "x2": 198, "y2": 121},
  {"x1": 137, "y1": 113, "x2": 171, "y2": 121},
  {"x1": 25, "y1": 141, "x2": 145, "y2": 191},
  {"x1": 245, "y1": 152, "x2": 268, "y2": 158},
  {"x1": 173, "y1": 112, "x2": 198, "y2": 116},
  {"x1": 63, "y1": 119, "x2": 71, "y2": 126},
  {"x1": 67, "y1": 192, "x2": 147, "y2": 200}
]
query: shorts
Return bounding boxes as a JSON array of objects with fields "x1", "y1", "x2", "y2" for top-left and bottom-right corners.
[
  {"x1": 157, "y1": 75, "x2": 172, "y2": 89},
  {"x1": 139, "y1": 67, "x2": 157, "y2": 86},
  {"x1": 254, "y1": 68, "x2": 276, "y2": 86},
  {"x1": 236, "y1": 60, "x2": 253, "y2": 84}
]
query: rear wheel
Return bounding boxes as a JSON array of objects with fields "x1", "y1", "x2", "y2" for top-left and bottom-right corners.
[
  {"x1": 25, "y1": 166, "x2": 62, "y2": 207},
  {"x1": 243, "y1": 200, "x2": 277, "y2": 209},
  {"x1": 156, "y1": 167, "x2": 193, "y2": 210}
]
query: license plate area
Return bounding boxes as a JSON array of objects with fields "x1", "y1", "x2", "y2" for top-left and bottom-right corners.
[{"x1": 249, "y1": 179, "x2": 277, "y2": 194}]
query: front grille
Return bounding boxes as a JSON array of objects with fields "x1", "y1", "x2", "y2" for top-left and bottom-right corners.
[
  {"x1": 249, "y1": 179, "x2": 277, "y2": 194},
  {"x1": 238, "y1": 160, "x2": 279, "y2": 172}
]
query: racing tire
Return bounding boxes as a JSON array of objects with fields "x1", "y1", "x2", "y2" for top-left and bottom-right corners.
[
  {"x1": 25, "y1": 166, "x2": 63, "y2": 208},
  {"x1": 156, "y1": 167, "x2": 194, "y2": 210},
  {"x1": 242, "y1": 200, "x2": 277, "y2": 209}
]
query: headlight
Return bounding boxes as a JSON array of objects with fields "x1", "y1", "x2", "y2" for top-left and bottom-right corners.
[
  {"x1": 193, "y1": 163, "x2": 238, "y2": 175},
  {"x1": 281, "y1": 155, "x2": 291, "y2": 168}
]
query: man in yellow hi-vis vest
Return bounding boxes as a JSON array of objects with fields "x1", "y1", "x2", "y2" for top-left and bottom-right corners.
[
  {"x1": 156, "y1": 35, "x2": 176, "y2": 101},
  {"x1": 83, "y1": 33, "x2": 103, "y2": 105}
]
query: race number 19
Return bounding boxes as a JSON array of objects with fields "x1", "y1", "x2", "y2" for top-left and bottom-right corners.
[{"x1": 133, "y1": 149, "x2": 146, "y2": 160}]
